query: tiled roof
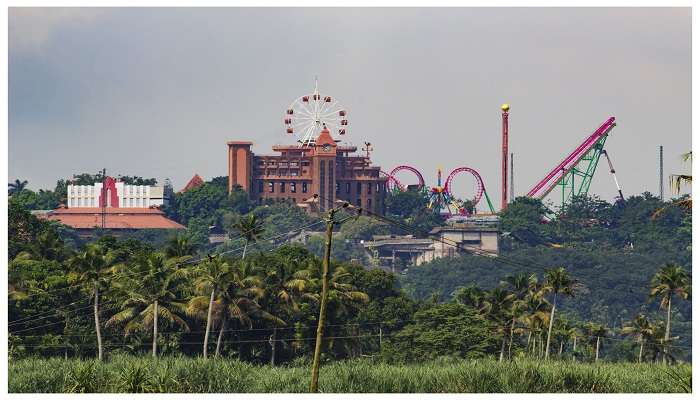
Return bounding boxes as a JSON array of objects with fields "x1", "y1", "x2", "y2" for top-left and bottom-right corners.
[
  {"x1": 180, "y1": 174, "x2": 204, "y2": 193},
  {"x1": 40, "y1": 207, "x2": 185, "y2": 230}
]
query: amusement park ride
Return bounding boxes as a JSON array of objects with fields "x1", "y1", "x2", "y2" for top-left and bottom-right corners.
[
  {"x1": 284, "y1": 78, "x2": 348, "y2": 146},
  {"x1": 383, "y1": 110, "x2": 620, "y2": 217},
  {"x1": 283, "y1": 80, "x2": 621, "y2": 218}
]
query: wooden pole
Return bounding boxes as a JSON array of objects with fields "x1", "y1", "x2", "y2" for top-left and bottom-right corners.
[{"x1": 310, "y1": 208, "x2": 336, "y2": 393}]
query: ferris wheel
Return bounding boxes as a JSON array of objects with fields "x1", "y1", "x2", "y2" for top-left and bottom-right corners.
[{"x1": 284, "y1": 79, "x2": 348, "y2": 146}]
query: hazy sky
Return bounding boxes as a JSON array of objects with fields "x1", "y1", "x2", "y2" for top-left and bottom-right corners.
[{"x1": 9, "y1": 7, "x2": 692, "y2": 206}]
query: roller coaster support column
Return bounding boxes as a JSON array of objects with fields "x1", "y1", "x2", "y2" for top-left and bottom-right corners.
[
  {"x1": 483, "y1": 189, "x2": 496, "y2": 214},
  {"x1": 501, "y1": 104, "x2": 510, "y2": 211}
]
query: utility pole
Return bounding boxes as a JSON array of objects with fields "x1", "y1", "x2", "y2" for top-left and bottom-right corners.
[
  {"x1": 310, "y1": 207, "x2": 337, "y2": 393},
  {"x1": 509, "y1": 153, "x2": 514, "y2": 203},
  {"x1": 501, "y1": 104, "x2": 510, "y2": 211},
  {"x1": 101, "y1": 168, "x2": 107, "y2": 229},
  {"x1": 659, "y1": 145, "x2": 664, "y2": 201}
]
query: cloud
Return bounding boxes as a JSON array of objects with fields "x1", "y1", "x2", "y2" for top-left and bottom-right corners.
[{"x1": 9, "y1": 8, "x2": 107, "y2": 54}]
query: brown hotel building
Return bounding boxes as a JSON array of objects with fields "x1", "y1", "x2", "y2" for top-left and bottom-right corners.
[{"x1": 227, "y1": 127, "x2": 387, "y2": 214}]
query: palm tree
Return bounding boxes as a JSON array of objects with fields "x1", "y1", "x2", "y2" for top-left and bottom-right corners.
[
  {"x1": 552, "y1": 317, "x2": 576, "y2": 358},
  {"x1": 233, "y1": 214, "x2": 264, "y2": 259},
  {"x1": 621, "y1": 314, "x2": 655, "y2": 363},
  {"x1": 291, "y1": 259, "x2": 369, "y2": 306},
  {"x1": 543, "y1": 267, "x2": 579, "y2": 360},
  {"x1": 106, "y1": 252, "x2": 190, "y2": 357},
  {"x1": 649, "y1": 264, "x2": 691, "y2": 364},
  {"x1": 28, "y1": 229, "x2": 67, "y2": 261},
  {"x1": 647, "y1": 322, "x2": 679, "y2": 363},
  {"x1": 501, "y1": 273, "x2": 533, "y2": 359},
  {"x1": 585, "y1": 322, "x2": 609, "y2": 362},
  {"x1": 165, "y1": 234, "x2": 197, "y2": 259},
  {"x1": 210, "y1": 259, "x2": 283, "y2": 358},
  {"x1": 480, "y1": 287, "x2": 516, "y2": 362},
  {"x1": 8, "y1": 179, "x2": 28, "y2": 195},
  {"x1": 290, "y1": 259, "x2": 369, "y2": 357},
  {"x1": 520, "y1": 274, "x2": 550, "y2": 358},
  {"x1": 670, "y1": 151, "x2": 691, "y2": 210},
  {"x1": 67, "y1": 243, "x2": 114, "y2": 361},
  {"x1": 452, "y1": 284, "x2": 486, "y2": 309},
  {"x1": 187, "y1": 255, "x2": 231, "y2": 359},
  {"x1": 261, "y1": 256, "x2": 301, "y2": 365}
]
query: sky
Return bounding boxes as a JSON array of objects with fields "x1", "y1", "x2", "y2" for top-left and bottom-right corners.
[{"x1": 8, "y1": 7, "x2": 692, "y2": 207}]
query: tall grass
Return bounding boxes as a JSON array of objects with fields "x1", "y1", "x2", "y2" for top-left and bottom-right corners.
[{"x1": 8, "y1": 355, "x2": 691, "y2": 393}]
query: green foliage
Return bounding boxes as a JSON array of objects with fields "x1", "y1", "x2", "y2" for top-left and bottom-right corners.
[
  {"x1": 385, "y1": 189, "x2": 429, "y2": 219},
  {"x1": 9, "y1": 356, "x2": 692, "y2": 393},
  {"x1": 383, "y1": 303, "x2": 498, "y2": 363},
  {"x1": 9, "y1": 188, "x2": 63, "y2": 210},
  {"x1": 165, "y1": 179, "x2": 252, "y2": 229},
  {"x1": 340, "y1": 216, "x2": 390, "y2": 240}
]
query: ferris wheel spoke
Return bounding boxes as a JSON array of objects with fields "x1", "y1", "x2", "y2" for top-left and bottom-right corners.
[
  {"x1": 318, "y1": 98, "x2": 336, "y2": 117},
  {"x1": 296, "y1": 103, "x2": 316, "y2": 119}
]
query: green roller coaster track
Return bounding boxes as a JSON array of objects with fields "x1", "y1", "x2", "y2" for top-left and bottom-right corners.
[{"x1": 554, "y1": 135, "x2": 608, "y2": 208}]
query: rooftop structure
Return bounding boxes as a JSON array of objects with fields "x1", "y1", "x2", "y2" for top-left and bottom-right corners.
[
  {"x1": 180, "y1": 174, "x2": 205, "y2": 193},
  {"x1": 363, "y1": 216, "x2": 500, "y2": 272},
  {"x1": 40, "y1": 207, "x2": 185, "y2": 236},
  {"x1": 67, "y1": 176, "x2": 169, "y2": 209}
]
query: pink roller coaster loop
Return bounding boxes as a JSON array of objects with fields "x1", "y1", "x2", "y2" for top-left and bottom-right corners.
[
  {"x1": 444, "y1": 167, "x2": 485, "y2": 206},
  {"x1": 380, "y1": 171, "x2": 403, "y2": 191},
  {"x1": 387, "y1": 165, "x2": 425, "y2": 191}
]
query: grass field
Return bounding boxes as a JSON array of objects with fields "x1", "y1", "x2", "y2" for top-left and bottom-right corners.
[{"x1": 8, "y1": 355, "x2": 691, "y2": 393}]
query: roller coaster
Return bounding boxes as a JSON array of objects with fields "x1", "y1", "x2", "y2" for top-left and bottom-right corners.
[{"x1": 383, "y1": 115, "x2": 619, "y2": 217}]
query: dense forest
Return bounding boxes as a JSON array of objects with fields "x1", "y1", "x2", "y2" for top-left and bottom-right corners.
[{"x1": 7, "y1": 174, "x2": 692, "y2": 366}]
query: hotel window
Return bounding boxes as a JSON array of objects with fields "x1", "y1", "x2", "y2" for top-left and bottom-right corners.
[
  {"x1": 280, "y1": 182, "x2": 286, "y2": 193},
  {"x1": 367, "y1": 198, "x2": 372, "y2": 209},
  {"x1": 356, "y1": 182, "x2": 362, "y2": 194},
  {"x1": 336, "y1": 182, "x2": 340, "y2": 194},
  {"x1": 376, "y1": 183, "x2": 380, "y2": 193},
  {"x1": 291, "y1": 182, "x2": 297, "y2": 193},
  {"x1": 346, "y1": 182, "x2": 351, "y2": 194},
  {"x1": 356, "y1": 198, "x2": 362, "y2": 207},
  {"x1": 258, "y1": 181, "x2": 264, "y2": 193},
  {"x1": 367, "y1": 183, "x2": 372, "y2": 194},
  {"x1": 302, "y1": 182, "x2": 308, "y2": 193},
  {"x1": 269, "y1": 182, "x2": 274, "y2": 193}
]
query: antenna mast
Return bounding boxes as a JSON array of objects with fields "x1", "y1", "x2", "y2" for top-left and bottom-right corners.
[
  {"x1": 510, "y1": 153, "x2": 514, "y2": 202},
  {"x1": 659, "y1": 145, "x2": 664, "y2": 201},
  {"x1": 101, "y1": 168, "x2": 107, "y2": 229}
]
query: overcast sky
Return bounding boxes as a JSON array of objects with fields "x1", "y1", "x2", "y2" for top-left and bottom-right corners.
[{"x1": 9, "y1": 7, "x2": 691, "y2": 206}]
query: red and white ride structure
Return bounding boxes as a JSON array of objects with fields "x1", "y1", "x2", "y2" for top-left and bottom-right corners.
[{"x1": 284, "y1": 78, "x2": 348, "y2": 146}]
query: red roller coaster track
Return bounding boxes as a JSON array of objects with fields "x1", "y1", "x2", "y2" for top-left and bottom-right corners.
[
  {"x1": 387, "y1": 165, "x2": 425, "y2": 190},
  {"x1": 444, "y1": 167, "x2": 485, "y2": 205}
]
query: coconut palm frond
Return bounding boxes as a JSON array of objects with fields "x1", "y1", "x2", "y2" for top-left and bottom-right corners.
[
  {"x1": 123, "y1": 318, "x2": 144, "y2": 336},
  {"x1": 105, "y1": 307, "x2": 139, "y2": 327},
  {"x1": 670, "y1": 174, "x2": 692, "y2": 195}
]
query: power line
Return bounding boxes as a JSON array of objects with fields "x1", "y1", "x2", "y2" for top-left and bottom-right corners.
[
  {"x1": 13, "y1": 322, "x2": 693, "y2": 351},
  {"x1": 9, "y1": 219, "x2": 326, "y2": 326}
]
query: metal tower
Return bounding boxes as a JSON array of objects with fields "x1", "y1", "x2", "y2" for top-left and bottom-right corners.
[
  {"x1": 510, "y1": 152, "x2": 514, "y2": 202},
  {"x1": 659, "y1": 145, "x2": 664, "y2": 201},
  {"x1": 501, "y1": 103, "x2": 510, "y2": 210}
]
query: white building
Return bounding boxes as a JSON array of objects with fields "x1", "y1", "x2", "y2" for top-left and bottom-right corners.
[{"x1": 67, "y1": 177, "x2": 169, "y2": 208}]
